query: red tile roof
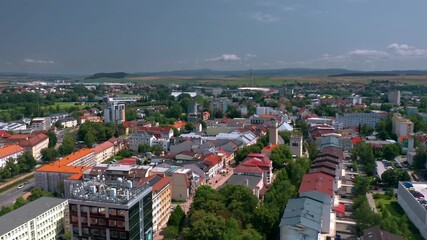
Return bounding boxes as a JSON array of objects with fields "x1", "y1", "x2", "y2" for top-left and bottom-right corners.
[
  {"x1": 234, "y1": 165, "x2": 264, "y2": 174},
  {"x1": 202, "y1": 153, "x2": 222, "y2": 167},
  {"x1": 0, "y1": 144, "x2": 25, "y2": 159},
  {"x1": 299, "y1": 172, "x2": 334, "y2": 197},
  {"x1": 261, "y1": 144, "x2": 278, "y2": 153},
  {"x1": 352, "y1": 137, "x2": 362, "y2": 145},
  {"x1": 0, "y1": 130, "x2": 11, "y2": 138},
  {"x1": 93, "y1": 141, "x2": 114, "y2": 154},
  {"x1": 122, "y1": 121, "x2": 139, "y2": 128},
  {"x1": 241, "y1": 153, "x2": 272, "y2": 167},
  {"x1": 118, "y1": 158, "x2": 137, "y2": 165},
  {"x1": 152, "y1": 177, "x2": 171, "y2": 193}
]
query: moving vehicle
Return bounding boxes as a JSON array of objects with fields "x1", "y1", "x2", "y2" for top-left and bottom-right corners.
[{"x1": 17, "y1": 184, "x2": 24, "y2": 189}]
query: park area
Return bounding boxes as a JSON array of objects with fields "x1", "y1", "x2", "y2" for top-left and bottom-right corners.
[{"x1": 373, "y1": 193, "x2": 423, "y2": 240}]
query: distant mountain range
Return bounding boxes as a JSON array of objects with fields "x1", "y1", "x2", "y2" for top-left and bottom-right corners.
[{"x1": 2, "y1": 68, "x2": 427, "y2": 80}]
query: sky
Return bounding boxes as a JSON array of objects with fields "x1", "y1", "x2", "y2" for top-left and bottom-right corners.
[{"x1": 1, "y1": 0, "x2": 427, "y2": 74}]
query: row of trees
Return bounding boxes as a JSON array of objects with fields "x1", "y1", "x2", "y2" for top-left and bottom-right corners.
[
  {"x1": 77, "y1": 122, "x2": 122, "y2": 147},
  {"x1": 163, "y1": 206, "x2": 185, "y2": 240},
  {"x1": 0, "y1": 187, "x2": 52, "y2": 217},
  {"x1": 0, "y1": 152, "x2": 36, "y2": 180}
]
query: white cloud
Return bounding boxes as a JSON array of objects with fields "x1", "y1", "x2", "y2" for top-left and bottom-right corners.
[
  {"x1": 387, "y1": 43, "x2": 426, "y2": 56},
  {"x1": 282, "y1": 6, "x2": 295, "y2": 11},
  {"x1": 205, "y1": 54, "x2": 241, "y2": 62},
  {"x1": 250, "y1": 12, "x2": 279, "y2": 23},
  {"x1": 348, "y1": 49, "x2": 388, "y2": 57},
  {"x1": 24, "y1": 58, "x2": 54, "y2": 64},
  {"x1": 245, "y1": 53, "x2": 256, "y2": 58}
]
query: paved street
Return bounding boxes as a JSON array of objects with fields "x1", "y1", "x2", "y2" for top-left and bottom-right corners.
[{"x1": 0, "y1": 178, "x2": 35, "y2": 207}]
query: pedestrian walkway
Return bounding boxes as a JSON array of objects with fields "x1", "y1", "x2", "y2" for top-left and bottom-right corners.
[{"x1": 366, "y1": 193, "x2": 378, "y2": 213}]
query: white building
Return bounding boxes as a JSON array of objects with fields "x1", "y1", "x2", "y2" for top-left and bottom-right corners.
[
  {"x1": 290, "y1": 135, "x2": 303, "y2": 157},
  {"x1": 335, "y1": 111, "x2": 388, "y2": 128},
  {"x1": 392, "y1": 113, "x2": 414, "y2": 140},
  {"x1": 388, "y1": 90, "x2": 401, "y2": 106},
  {"x1": 31, "y1": 117, "x2": 51, "y2": 131},
  {"x1": 0, "y1": 144, "x2": 25, "y2": 168},
  {"x1": 397, "y1": 182, "x2": 427, "y2": 239},
  {"x1": 128, "y1": 132, "x2": 156, "y2": 152},
  {"x1": 0, "y1": 197, "x2": 68, "y2": 240},
  {"x1": 104, "y1": 101, "x2": 125, "y2": 124},
  {"x1": 59, "y1": 117, "x2": 78, "y2": 128},
  {"x1": 0, "y1": 122, "x2": 27, "y2": 133}
]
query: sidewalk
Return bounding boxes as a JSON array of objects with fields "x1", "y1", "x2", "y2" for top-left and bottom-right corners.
[{"x1": 366, "y1": 193, "x2": 378, "y2": 213}]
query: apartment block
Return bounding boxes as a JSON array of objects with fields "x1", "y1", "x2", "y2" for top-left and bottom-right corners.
[{"x1": 0, "y1": 197, "x2": 68, "y2": 240}]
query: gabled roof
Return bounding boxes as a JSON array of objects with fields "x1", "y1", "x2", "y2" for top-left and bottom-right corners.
[
  {"x1": 92, "y1": 141, "x2": 114, "y2": 154},
  {"x1": 311, "y1": 161, "x2": 338, "y2": 171},
  {"x1": 309, "y1": 167, "x2": 336, "y2": 177},
  {"x1": 299, "y1": 172, "x2": 334, "y2": 197},
  {"x1": 241, "y1": 153, "x2": 272, "y2": 167},
  {"x1": 0, "y1": 144, "x2": 25, "y2": 159},
  {"x1": 321, "y1": 146, "x2": 344, "y2": 160},
  {"x1": 280, "y1": 196, "x2": 323, "y2": 232},
  {"x1": 202, "y1": 153, "x2": 222, "y2": 167},
  {"x1": 234, "y1": 165, "x2": 264, "y2": 174}
]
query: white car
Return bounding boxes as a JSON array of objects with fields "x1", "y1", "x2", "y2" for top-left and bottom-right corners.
[{"x1": 17, "y1": 184, "x2": 24, "y2": 189}]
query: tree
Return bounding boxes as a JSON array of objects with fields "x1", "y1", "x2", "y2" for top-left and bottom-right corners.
[
  {"x1": 185, "y1": 122, "x2": 194, "y2": 132},
  {"x1": 413, "y1": 144, "x2": 427, "y2": 170},
  {"x1": 218, "y1": 184, "x2": 258, "y2": 226},
  {"x1": 381, "y1": 169, "x2": 397, "y2": 187},
  {"x1": 138, "y1": 144, "x2": 151, "y2": 153},
  {"x1": 28, "y1": 187, "x2": 51, "y2": 201},
  {"x1": 41, "y1": 148, "x2": 58, "y2": 162},
  {"x1": 184, "y1": 212, "x2": 227, "y2": 240},
  {"x1": 17, "y1": 151, "x2": 37, "y2": 172},
  {"x1": 163, "y1": 226, "x2": 179, "y2": 240},
  {"x1": 354, "y1": 195, "x2": 381, "y2": 231},
  {"x1": 125, "y1": 108, "x2": 138, "y2": 121},
  {"x1": 14, "y1": 196, "x2": 27, "y2": 208},
  {"x1": 84, "y1": 132, "x2": 96, "y2": 148},
  {"x1": 168, "y1": 205, "x2": 185, "y2": 228},
  {"x1": 269, "y1": 145, "x2": 292, "y2": 169},
  {"x1": 360, "y1": 123, "x2": 374, "y2": 135},
  {"x1": 352, "y1": 142, "x2": 376, "y2": 176},
  {"x1": 59, "y1": 131, "x2": 75, "y2": 156},
  {"x1": 354, "y1": 176, "x2": 371, "y2": 196},
  {"x1": 382, "y1": 143, "x2": 400, "y2": 160},
  {"x1": 47, "y1": 130, "x2": 57, "y2": 148}
]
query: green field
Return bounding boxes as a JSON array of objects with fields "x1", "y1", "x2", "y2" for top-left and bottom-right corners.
[
  {"x1": 374, "y1": 194, "x2": 423, "y2": 240},
  {"x1": 75, "y1": 75, "x2": 427, "y2": 86},
  {"x1": 41, "y1": 102, "x2": 88, "y2": 111}
]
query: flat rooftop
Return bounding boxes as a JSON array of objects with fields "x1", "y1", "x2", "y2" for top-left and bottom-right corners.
[
  {"x1": 69, "y1": 178, "x2": 151, "y2": 205},
  {"x1": 412, "y1": 183, "x2": 427, "y2": 196},
  {"x1": 0, "y1": 197, "x2": 67, "y2": 236}
]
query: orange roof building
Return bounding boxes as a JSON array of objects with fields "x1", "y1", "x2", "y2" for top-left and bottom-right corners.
[
  {"x1": 35, "y1": 148, "x2": 95, "y2": 193},
  {"x1": 261, "y1": 144, "x2": 278, "y2": 157},
  {"x1": 0, "y1": 144, "x2": 25, "y2": 168}
]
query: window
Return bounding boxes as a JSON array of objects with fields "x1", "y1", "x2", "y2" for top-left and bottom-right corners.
[
  {"x1": 90, "y1": 207, "x2": 98, "y2": 214},
  {"x1": 70, "y1": 205, "x2": 78, "y2": 212},
  {"x1": 110, "y1": 231, "x2": 118, "y2": 238},
  {"x1": 81, "y1": 206, "x2": 89, "y2": 213},
  {"x1": 109, "y1": 209, "x2": 117, "y2": 216},
  {"x1": 82, "y1": 228, "x2": 89, "y2": 235},
  {"x1": 109, "y1": 220, "x2": 116, "y2": 227},
  {"x1": 117, "y1": 210, "x2": 126, "y2": 217},
  {"x1": 100, "y1": 230, "x2": 106, "y2": 237},
  {"x1": 117, "y1": 221, "x2": 125, "y2": 228},
  {"x1": 98, "y1": 219, "x2": 106, "y2": 226},
  {"x1": 119, "y1": 232, "x2": 127, "y2": 239},
  {"x1": 80, "y1": 217, "x2": 87, "y2": 224},
  {"x1": 71, "y1": 215, "x2": 78, "y2": 223},
  {"x1": 90, "y1": 218, "x2": 98, "y2": 225},
  {"x1": 90, "y1": 229, "x2": 100, "y2": 236},
  {"x1": 99, "y1": 208, "x2": 106, "y2": 215}
]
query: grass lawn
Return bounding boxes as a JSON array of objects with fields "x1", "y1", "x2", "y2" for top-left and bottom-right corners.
[
  {"x1": 374, "y1": 194, "x2": 423, "y2": 240},
  {"x1": 41, "y1": 102, "x2": 88, "y2": 111}
]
